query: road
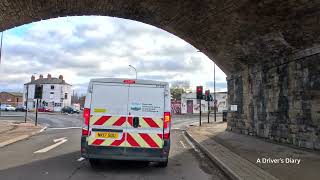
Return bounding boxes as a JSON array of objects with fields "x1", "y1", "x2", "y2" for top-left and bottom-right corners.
[{"x1": 0, "y1": 113, "x2": 227, "y2": 180}]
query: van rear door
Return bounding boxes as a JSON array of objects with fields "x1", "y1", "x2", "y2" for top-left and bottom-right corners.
[
  {"x1": 88, "y1": 82, "x2": 128, "y2": 148},
  {"x1": 126, "y1": 83, "x2": 165, "y2": 148}
]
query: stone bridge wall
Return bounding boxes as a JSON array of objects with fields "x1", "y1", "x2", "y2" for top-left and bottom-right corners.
[{"x1": 227, "y1": 48, "x2": 320, "y2": 150}]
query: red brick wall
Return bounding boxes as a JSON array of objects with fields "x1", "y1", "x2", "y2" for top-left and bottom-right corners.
[{"x1": 0, "y1": 92, "x2": 23, "y2": 107}]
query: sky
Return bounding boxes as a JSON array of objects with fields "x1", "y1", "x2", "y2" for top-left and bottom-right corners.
[{"x1": 0, "y1": 16, "x2": 227, "y2": 95}]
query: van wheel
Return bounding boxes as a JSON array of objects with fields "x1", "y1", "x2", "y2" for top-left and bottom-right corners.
[
  {"x1": 156, "y1": 160, "x2": 168, "y2": 168},
  {"x1": 89, "y1": 159, "x2": 101, "y2": 168}
]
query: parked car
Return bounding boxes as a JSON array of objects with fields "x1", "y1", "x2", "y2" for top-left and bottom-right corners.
[
  {"x1": 37, "y1": 107, "x2": 53, "y2": 112},
  {"x1": 15, "y1": 105, "x2": 27, "y2": 112},
  {"x1": 0, "y1": 104, "x2": 8, "y2": 111},
  {"x1": 61, "y1": 106, "x2": 80, "y2": 114},
  {"x1": 1, "y1": 105, "x2": 16, "y2": 111}
]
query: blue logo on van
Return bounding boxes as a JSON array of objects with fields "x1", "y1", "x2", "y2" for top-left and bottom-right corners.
[{"x1": 130, "y1": 103, "x2": 142, "y2": 111}]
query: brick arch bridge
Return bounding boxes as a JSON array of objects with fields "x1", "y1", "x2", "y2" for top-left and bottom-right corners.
[{"x1": 0, "y1": 1, "x2": 319, "y2": 149}]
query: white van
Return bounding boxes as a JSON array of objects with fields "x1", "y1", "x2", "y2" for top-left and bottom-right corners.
[{"x1": 81, "y1": 78, "x2": 171, "y2": 167}]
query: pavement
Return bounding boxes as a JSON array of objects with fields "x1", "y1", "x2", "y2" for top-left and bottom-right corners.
[
  {"x1": 0, "y1": 119, "x2": 44, "y2": 148},
  {"x1": 0, "y1": 114, "x2": 229, "y2": 180},
  {"x1": 186, "y1": 121, "x2": 320, "y2": 180}
]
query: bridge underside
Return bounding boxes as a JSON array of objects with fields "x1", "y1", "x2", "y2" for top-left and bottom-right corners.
[{"x1": 0, "y1": 0, "x2": 319, "y2": 149}]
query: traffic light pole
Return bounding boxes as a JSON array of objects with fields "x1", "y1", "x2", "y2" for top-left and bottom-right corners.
[
  {"x1": 35, "y1": 99, "x2": 38, "y2": 126},
  {"x1": 199, "y1": 99, "x2": 201, "y2": 126},
  {"x1": 24, "y1": 84, "x2": 29, "y2": 123},
  {"x1": 207, "y1": 99, "x2": 210, "y2": 123}
]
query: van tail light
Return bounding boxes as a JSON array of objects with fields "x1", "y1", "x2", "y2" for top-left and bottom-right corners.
[
  {"x1": 82, "y1": 108, "x2": 90, "y2": 136},
  {"x1": 163, "y1": 112, "x2": 171, "y2": 139}
]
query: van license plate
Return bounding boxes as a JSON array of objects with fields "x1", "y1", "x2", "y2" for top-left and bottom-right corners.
[{"x1": 96, "y1": 132, "x2": 119, "y2": 139}]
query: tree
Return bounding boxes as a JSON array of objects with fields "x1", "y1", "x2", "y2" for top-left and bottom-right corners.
[
  {"x1": 170, "y1": 88, "x2": 185, "y2": 101},
  {"x1": 171, "y1": 80, "x2": 190, "y2": 90},
  {"x1": 170, "y1": 80, "x2": 190, "y2": 100}
]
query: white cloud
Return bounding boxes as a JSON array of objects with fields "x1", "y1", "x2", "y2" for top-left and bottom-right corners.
[{"x1": 0, "y1": 16, "x2": 227, "y2": 94}]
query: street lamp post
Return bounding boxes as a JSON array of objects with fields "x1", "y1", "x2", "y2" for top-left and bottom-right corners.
[
  {"x1": 129, "y1": 65, "x2": 137, "y2": 79},
  {"x1": 197, "y1": 50, "x2": 217, "y2": 122}
]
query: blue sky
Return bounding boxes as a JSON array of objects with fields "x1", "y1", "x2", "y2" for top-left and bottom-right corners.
[
  {"x1": 7, "y1": 24, "x2": 32, "y2": 37},
  {"x1": 0, "y1": 16, "x2": 227, "y2": 94}
]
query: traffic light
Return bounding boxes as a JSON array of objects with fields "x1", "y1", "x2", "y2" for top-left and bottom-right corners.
[
  {"x1": 205, "y1": 90, "x2": 210, "y2": 101},
  {"x1": 209, "y1": 94, "x2": 213, "y2": 101},
  {"x1": 196, "y1": 86, "x2": 203, "y2": 99},
  {"x1": 34, "y1": 85, "x2": 43, "y2": 99}
]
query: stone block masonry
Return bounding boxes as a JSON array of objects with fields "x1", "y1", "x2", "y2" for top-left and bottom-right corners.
[{"x1": 227, "y1": 50, "x2": 320, "y2": 150}]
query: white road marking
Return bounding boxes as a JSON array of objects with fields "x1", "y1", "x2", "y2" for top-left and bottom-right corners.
[
  {"x1": 53, "y1": 137, "x2": 67, "y2": 143},
  {"x1": 39, "y1": 126, "x2": 48, "y2": 132},
  {"x1": 34, "y1": 137, "x2": 68, "y2": 154},
  {"x1": 180, "y1": 140, "x2": 187, "y2": 148},
  {"x1": 172, "y1": 128, "x2": 181, "y2": 130},
  {"x1": 77, "y1": 157, "x2": 85, "y2": 162},
  {"x1": 48, "y1": 127, "x2": 81, "y2": 130}
]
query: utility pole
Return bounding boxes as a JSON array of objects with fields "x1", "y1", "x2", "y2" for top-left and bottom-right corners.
[{"x1": 214, "y1": 63, "x2": 217, "y2": 122}]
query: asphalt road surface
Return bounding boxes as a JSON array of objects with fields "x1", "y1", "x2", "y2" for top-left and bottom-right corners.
[
  {"x1": 0, "y1": 111, "x2": 222, "y2": 129},
  {"x1": 0, "y1": 113, "x2": 227, "y2": 180}
]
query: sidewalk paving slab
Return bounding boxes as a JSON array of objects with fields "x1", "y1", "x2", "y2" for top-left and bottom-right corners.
[{"x1": 186, "y1": 122, "x2": 320, "y2": 180}]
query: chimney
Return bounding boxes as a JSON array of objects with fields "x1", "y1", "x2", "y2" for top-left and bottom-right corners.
[
  {"x1": 31, "y1": 75, "x2": 35, "y2": 82},
  {"x1": 39, "y1": 74, "x2": 43, "y2": 79},
  {"x1": 47, "y1": 74, "x2": 52, "y2": 79},
  {"x1": 59, "y1": 75, "x2": 63, "y2": 80}
]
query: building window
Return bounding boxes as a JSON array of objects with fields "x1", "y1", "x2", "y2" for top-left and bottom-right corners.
[
  {"x1": 54, "y1": 103, "x2": 61, "y2": 107},
  {"x1": 50, "y1": 92, "x2": 54, "y2": 99},
  {"x1": 51, "y1": 85, "x2": 55, "y2": 90},
  {"x1": 65, "y1": 93, "x2": 68, "y2": 99}
]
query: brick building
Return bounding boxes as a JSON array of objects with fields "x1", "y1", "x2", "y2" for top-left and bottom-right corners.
[{"x1": 0, "y1": 92, "x2": 23, "y2": 107}]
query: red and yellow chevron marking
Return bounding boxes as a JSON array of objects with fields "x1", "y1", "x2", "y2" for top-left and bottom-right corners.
[
  {"x1": 88, "y1": 132, "x2": 126, "y2": 147},
  {"x1": 88, "y1": 132, "x2": 163, "y2": 148},
  {"x1": 90, "y1": 115, "x2": 127, "y2": 127},
  {"x1": 127, "y1": 117, "x2": 163, "y2": 128},
  {"x1": 126, "y1": 133, "x2": 163, "y2": 148},
  {"x1": 90, "y1": 116, "x2": 163, "y2": 128}
]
